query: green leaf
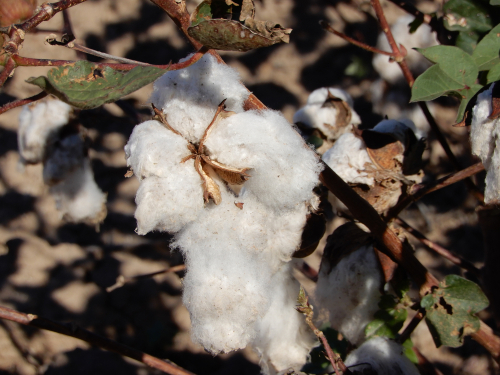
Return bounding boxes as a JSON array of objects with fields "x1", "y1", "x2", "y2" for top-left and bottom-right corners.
[
  {"x1": 26, "y1": 61, "x2": 166, "y2": 110},
  {"x1": 456, "y1": 83, "x2": 483, "y2": 121},
  {"x1": 472, "y1": 24, "x2": 500, "y2": 70},
  {"x1": 422, "y1": 275, "x2": 489, "y2": 347},
  {"x1": 411, "y1": 46, "x2": 479, "y2": 103},
  {"x1": 455, "y1": 30, "x2": 480, "y2": 54},
  {"x1": 443, "y1": 0, "x2": 492, "y2": 33},
  {"x1": 492, "y1": 0, "x2": 500, "y2": 5},
  {"x1": 402, "y1": 338, "x2": 418, "y2": 364},
  {"x1": 365, "y1": 295, "x2": 408, "y2": 340},
  {"x1": 487, "y1": 63, "x2": 500, "y2": 83}
]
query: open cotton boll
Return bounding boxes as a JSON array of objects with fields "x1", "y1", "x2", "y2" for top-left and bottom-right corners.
[
  {"x1": 252, "y1": 264, "x2": 317, "y2": 375},
  {"x1": 322, "y1": 133, "x2": 373, "y2": 185},
  {"x1": 43, "y1": 134, "x2": 86, "y2": 185},
  {"x1": 293, "y1": 87, "x2": 361, "y2": 142},
  {"x1": 204, "y1": 109, "x2": 323, "y2": 213},
  {"x1": 344, "y1": 337, "x2": 420, "y2": 375},
  {"x1": 125, "y1": 120, "x2": 205, "y2": 234},
  {"x1": 49, "y1": 159, "x2": 107, "y2": 224},
  {"x1": 373, "y1": 15, "x2": 437, "y2": 84},
  {"x1": 149, "y1": 54, "x2": 249, "y2": 144},
  {"x1": 18, "y1": 100, "x2": 73, "y2": 164},
  {"x1": 373, "y1": 118, "x2": 417, "y2": 144},
  {"x1": 470, "y1": 83, "x2": 500, "y2": 204}
]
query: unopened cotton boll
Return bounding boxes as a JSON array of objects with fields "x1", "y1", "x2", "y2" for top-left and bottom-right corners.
[
  {"x1": 49, "y1": 159, "x2": 107, "y2": 224},
  {"x1": 293, "y1": 87, "x2": 361, "y2": 142},
  {"x1": 18, "y1": 100, "x2": 73, "y2": 164},
  {"x1": 344, "y1": 337, "x2": 420, "y2": 375},
  {"x1": 373, "y1": 15, "x2": 437, "y2": 84},
  {"x1": 149, "y1": 54, "x2": 249, "y2": 144},
  {"x1": 252, "y1": 264, "x2": 317, "y2": 375},
  {"x1": 470, "y1": 83, "x2": 500, "y2": 204},
  {"x1": 322, "y1": 133, "x2": 373, "y2": 185},
  {"x1": 204, "y1": 109, "x2": 323, "y2": 213}
]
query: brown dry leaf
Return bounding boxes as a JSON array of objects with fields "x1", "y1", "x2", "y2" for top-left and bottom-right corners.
[
  {"x1": 234, "y1": 202, "x2": 244, "y2": 209},
  {"x1": 293, "y1": 212, "x2": 326, "y2": 258},
  {"x1": 239, "y1": 0, "x2": 255, "y2": 22},
  {"x1": 322, "y1": 91, "x2": 352, "y2": 133},
  {"x1": 124, "y1": 170, "x2": 134, "y2": 178}
]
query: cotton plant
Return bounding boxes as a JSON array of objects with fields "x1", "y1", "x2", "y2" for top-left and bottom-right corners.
[
  {"x1": 322, "y1": 119, "x2": 424, "y2": 214},
  {"x1": 293, "y1": 87, "x2": 361, "y2": 154},
  {"x1": 17, "y1": 99, "x2": 107, "y2": 225},
  {"x1": 125, "y1": 54, "x2": 321, "y2": 373},
  {"x1": 470, "y1": 82, "x2": 500, "y2": 205},
  {"x1": 344, "y1": 336, "x2": 420, "y2": 375}
]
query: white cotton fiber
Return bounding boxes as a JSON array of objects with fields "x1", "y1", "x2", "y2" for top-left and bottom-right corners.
[
  {"x1": 344, "y1": 337, "x2": 420, "y2": 375},
  {"x1": 18, "y1": 100, "x2": 73, "y2": 164},
  {"x1": 252, "y1": 264, "x2": 317, "y2": 375},
  {"x1": 49, "y1": 159, "x2": 107, "y2": 224},
  {"x1": 204, "y1": 110, "x2": 323, "y2": 212},
  {"x1": 373, "y1": 15, "x2": 438, "y2": 84},
  {"x1": 322, "y1": 133, "x2": 373, "y2": 185},
  {"x1": 43, "y1": 134, "x2": 85, "y2": 185},
  {"x1": 293, "y1": 87, "x2": 361, "y2": 141},
  {"x1": 149, "y1": 54, "x2": 249, "y2": 144},
  {"x1": 470, "y1": 83, "x2": 500, "y2": 204},
  {"x1": 373, "y1": 118, "x2": 417, "y2": 144},
  {"x1": 315, "y1": 244, "x2": 382, "y2": 346}
]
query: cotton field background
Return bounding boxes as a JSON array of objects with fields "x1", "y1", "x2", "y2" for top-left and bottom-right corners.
[{"x1": 0, "y1": 0, "x2": 494, "y2": 374}]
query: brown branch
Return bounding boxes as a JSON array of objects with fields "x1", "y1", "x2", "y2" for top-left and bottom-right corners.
[
  {"x1": 397, "y1": 308, "x2": 425, "y2": 344},
  {"x1": 320, "y1": 20, "x2": 394, "y2": 57},
  {"x1": 0, "y1": 306, "x2": 195, "y2": 375},
  {"x1": 395, "y1": 218, "x2": 480, "y2": 277},
  {"x1": 0, "y1": 91, "x2": 48, "y2": 115},
  {"x1": 386, "y1": 162, "x2": 485, "y2": 220},
  {"x1": 0, "y1": 57, "x2": 16, "y2": 87},
  {"x1": 106, "y1": 265, "x2": 186, "y2": 292}
]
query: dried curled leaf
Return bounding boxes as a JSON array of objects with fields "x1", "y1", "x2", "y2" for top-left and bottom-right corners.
[
  {"x1": 187, "y1": 0, "x2": 291, "y2": 52},
  {"x1": 321, "y1": 91, "x2": 352, "y2": 134},
  {"x1": 196, "y1": 157, "x2": 222, "y2": 205}
]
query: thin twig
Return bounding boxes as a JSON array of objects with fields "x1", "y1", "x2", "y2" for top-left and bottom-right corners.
[
  {"x1": 0, "y1": 306, "x2": 194, "y2": 375},
  {"x1": 386, "y1": 162, "x2": 485, "y2": 220},
  {"x1": 0, "y1": 91, "x2": 48, "y2": 115},
  {"x1": 397, "y1": 308, "x2": 425, "y2": 344},
  {"x1": 413, "y1": 347, "x2": 445, "y2": 375},
  {"x1": 106, "y1": 265, "x2": 186, "y2": 292},
  {"x1": 0, "y1": 57, "x2": 15, "y2": 87},
  {"x1": 320, "y1": 20, "x2": 394, "y2": 56},
  {"x1": 395, "y1": 217, "x2": 480, "y2": 277}
]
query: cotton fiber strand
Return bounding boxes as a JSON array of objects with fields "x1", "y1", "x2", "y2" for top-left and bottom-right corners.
[
  {"x1": 344, "y1": 337, "x2": 420, "y2": 375},
  {"x1": 470, "y1": 83, "x2": 500, "y2": 204},
  {"x1": 252, "y1": 264, "x2": 317, "y2": 375},
  {"x1": 18, "y1": 100, "x2": 72, "y2": 164},
  {"x1": 293, "y1": 87, "x2": 361, "y2": 141},
  {"x1": 315, "y1": 244, "x2": 382, "y2": 346},
  {"x1": 322, "y1": 133, "x2": 373, "y2": 185}
]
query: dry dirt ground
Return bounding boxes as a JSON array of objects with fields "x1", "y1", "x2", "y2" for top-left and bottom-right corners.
[{"x1": 0, "y1": 0, "x2": 498, "y2": 374}]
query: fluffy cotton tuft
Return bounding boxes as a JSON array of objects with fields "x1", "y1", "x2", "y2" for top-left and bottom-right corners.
[
  {"x1": 126, "y1": 54, "x2": 322, "y2": 366},
  {"x1": 18, "y1": 100, "x2": 73, "y2": 164},
  {"x1": 49, "y1": 159, "x2": 107, "y2": 224},
  {"x1": 149, "y1": 54, "x2": 249, "y2": 144},
  {"x1": 252, "y1": 264, "x2": 317, "y2": 375},
  {"x1": 322, "y1": 133, "x2": 373, "y2": 185},
  {"x1": 315, "y1": 244, "x2": 382, "y2": 346},
  {"x1": 344, "y1": 337, "x2": 420, "y2": 375},
  {"x1": 470, "y1": 83, "x2": 500, "y2": 204},
  {"x1": 373, "y1": 15, "x2": 438, "y2": 84},
  {"x1": 293, "y1": 87, "x2": 361, "y2": 141}
]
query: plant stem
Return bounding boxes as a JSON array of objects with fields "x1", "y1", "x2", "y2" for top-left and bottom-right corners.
[
  {"x1": 0, "y1": 57, "x2": 15, "y2": 87},
  {"x1": 386, "y1": 162, "x2": 485, "y2": 220},
  {"x1": 0, "y1": 306, "x2": 194, "y2": 375},
  {"x1": 397, "y1": 308, "x2": 425, "y2": 344},
  {"x1": 320, "y1": 20, "x2": 394, "y2": 56},
  {"x1": 0, "y1": 91, "x2": 48, "y2": 115},
  {"x1": 395, "y1": 217, "x2": 480, "y2": 276},
  {"x1": 106, "y1": 265, "x2": 186, "y2": 292}
]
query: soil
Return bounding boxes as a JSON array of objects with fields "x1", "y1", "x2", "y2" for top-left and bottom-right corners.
[{"x1": 0, "y1": 0, "x2": 498, "y2": 374}]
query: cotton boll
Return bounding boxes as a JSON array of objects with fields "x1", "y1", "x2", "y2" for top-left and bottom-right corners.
[
  {"x1": 43, "y1": 134, "x2": 86, "y2": 185},
  {"x1": 373, "y1": 15, "x2": 437, "y2": 84},
  {"x1": 344, "y1": 337, "x2": 420, "y2": 375},
  {"x1": 315, "y1": 223, "x2": 382, "y2": 346},
  {"x1": 293, "y1": 87, "x2": 361, "y2": 142},
  {"x1": 49, "y1": 159, "x2": 107, "y2": 224},
  {"x1": 322, "y1": 133, "x2": 373, "y2": 185},
  {"x1": 18, "y1": 100, "x2": 73, "y2": 164},
  {"x1": 470, "y1": 83, "x2": 500, "y2": 204},
  {"x1": 204, "y1": 109, "x2": 323, "y2": 212},
  {"x1": 149, "y1": 54, "x2": 250, "y2": 144},
  {"x1": 373, "y1": 118, "x2": 417, "y2": 144},
  {"x1": 252, "y1": 264, "x2": 317, "y2": 375}
]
